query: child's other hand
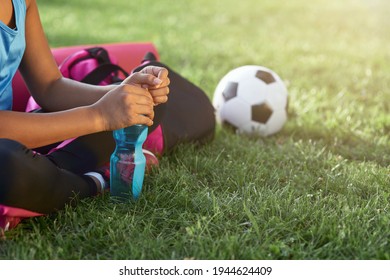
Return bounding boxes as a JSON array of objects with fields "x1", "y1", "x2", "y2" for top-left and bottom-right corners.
[{"x1": 122, "y1": 66, "x2": 170, "y2": 105}]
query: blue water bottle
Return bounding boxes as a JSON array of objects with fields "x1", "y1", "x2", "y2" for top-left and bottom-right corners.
[{"x1": 110, "y1": 125, "x2": 148, "y2": 201}]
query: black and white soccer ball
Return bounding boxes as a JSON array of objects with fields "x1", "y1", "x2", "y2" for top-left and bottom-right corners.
[{"x1": 213, "y1": 65, "x2": 288, "y2": 137}]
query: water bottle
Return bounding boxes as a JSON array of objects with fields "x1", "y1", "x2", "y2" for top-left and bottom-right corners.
[{"x1": 110, "y1": 125, "x2": 148, "y2": 201}]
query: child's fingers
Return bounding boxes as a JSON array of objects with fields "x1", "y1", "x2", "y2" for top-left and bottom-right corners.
[
  {"x1": 141, "y1": 66, "x2": 169, "y2": 86},
  {"x1": 157, "y1": 68, "x2": 169, "y2": 81},
  {"x1": 142, "y1": 66, "x2": 168, "y2": 78},
  {"x1": 122, "y1": 73, "x2": 161, "y2": 87},
  {"x1": 152, "y1": 95, "x2": 168, "y2": 105},
  {"x1": 149, "y1": 86, "x2": 170, "y2": 97}
]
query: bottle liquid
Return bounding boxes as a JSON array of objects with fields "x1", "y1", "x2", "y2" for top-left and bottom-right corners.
[{"x1": 110, "y1": 125, "x2": 148, "y2": 201}]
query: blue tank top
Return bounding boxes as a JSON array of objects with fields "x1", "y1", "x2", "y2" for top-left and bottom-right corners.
[{"x1": 0, "y1": 0, "x2": 26, "y2": 110}]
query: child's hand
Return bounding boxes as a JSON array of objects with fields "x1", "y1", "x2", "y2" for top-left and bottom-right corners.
[
  {"x1": 92, "y1": 84, "x2": 154, "y2": 131},
  {"x1": 122, "y1": 66, "x2": 170, "y2": 105}
]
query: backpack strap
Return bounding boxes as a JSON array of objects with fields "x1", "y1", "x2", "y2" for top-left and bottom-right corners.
[
  {"x1": 81, "y1": 63, "x2": 129, "y2": 85},
  {"x1": 86, "y1": 47, "x2": 111, "y2": 64}
]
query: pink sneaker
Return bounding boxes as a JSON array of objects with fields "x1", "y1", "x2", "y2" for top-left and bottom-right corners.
[{"x1": 143, "y1": 149, "x2": 159, "y2": 172}]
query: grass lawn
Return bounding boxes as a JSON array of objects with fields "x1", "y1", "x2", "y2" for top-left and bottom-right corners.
[{"x1": 0, "y1": 0, "x2": 389, "y2": 259}]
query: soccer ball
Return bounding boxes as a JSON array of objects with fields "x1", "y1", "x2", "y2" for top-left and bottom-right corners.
[{"x1": 213, "y1": 65, "x2": 288, "y2": 137}]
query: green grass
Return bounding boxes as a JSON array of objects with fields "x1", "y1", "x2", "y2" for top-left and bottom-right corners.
[{"x1": 1, "y1": 0, "x2": 389, "y2": 259}]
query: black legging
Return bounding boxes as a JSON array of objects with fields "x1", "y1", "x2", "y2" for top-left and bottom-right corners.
[{"x1": 0, "y1": 131, "x2": 114, "y2": 214}]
